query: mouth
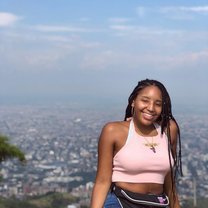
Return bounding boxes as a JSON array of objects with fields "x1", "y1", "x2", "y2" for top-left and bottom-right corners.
[{"x1": 142, "y1": 112, "x2": 155, "y2": 120}]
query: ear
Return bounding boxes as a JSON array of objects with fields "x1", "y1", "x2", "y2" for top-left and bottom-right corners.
[{"x1": 131, "y1": 100, "x2": 135, "y2": 108}]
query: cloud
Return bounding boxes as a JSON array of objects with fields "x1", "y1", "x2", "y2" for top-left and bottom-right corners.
[
  {"x1": 140, "y1": 5, "x2": 208, "y2": 14},
  {"x1": 159, "y1": 5, "x2": 208, "y2": 19},
  {"x1": 135, "y1": 5, "x2": 208, "y2": 20},
  {"x1": 110, "y1": 24, "x2": 136, "y2": 31},
  {"x1": 177, "y1": 6, "x2": 208, "y2": 13},
  {"x1": 108, "y1": 17, "x2": 131, "y2": 23},
  {"x1": 79, "y1": 46, "x2": 208, "y2": 72},
  {"x1": 0, "y1": 12, "x2": 21, "y2": 27},
  {"x1": 109, "y1": 23, "x2": 182, "y2": 39},
  {"x1": 156, "y1": 50, "x2": 208, "y2": 70},
  {"x1": 33, "y1": 24, "x2": 102, "y2": 33}
]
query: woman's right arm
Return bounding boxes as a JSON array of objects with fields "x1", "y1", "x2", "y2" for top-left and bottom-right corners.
[{"x1": 90, "y1": 123, "x2": 116, "y2": 208}]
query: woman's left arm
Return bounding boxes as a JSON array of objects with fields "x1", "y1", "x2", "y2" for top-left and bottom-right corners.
[
  {"x1": 164, "y1": 171, "x2": 180, "y2": 208},
  {"x1": 164, "y1": 119, "x2": 181, "y2": 208}
]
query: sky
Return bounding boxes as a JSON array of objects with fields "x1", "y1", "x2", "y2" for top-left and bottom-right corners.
[{"x1": 0, "y1": 0, "x2": 208, "y2": 109}]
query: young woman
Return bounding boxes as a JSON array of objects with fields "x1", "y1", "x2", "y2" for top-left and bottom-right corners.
[{"x1": 90, "y1": 79, "x2": 182, "y2": 208}]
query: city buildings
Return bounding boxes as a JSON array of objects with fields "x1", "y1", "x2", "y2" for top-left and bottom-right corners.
[{"x1": 0, "y1": 104, "x2": 207, "y2": 206}]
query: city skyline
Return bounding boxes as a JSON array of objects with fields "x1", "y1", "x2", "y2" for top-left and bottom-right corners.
[
  {"x1": 0, "y1": 104, "x2": 207, "y2": 203},
  {"x1": 0, "y1": 0, "x2": 207, "y2": 107}
]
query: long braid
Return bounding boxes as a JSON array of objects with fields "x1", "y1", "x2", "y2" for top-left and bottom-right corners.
[
  {"x1": 124, "y1": 79, "x2": 183, "y2": 198},
  {"x1": 153, "y1": 81, "x2": 179, "y2": 196}
]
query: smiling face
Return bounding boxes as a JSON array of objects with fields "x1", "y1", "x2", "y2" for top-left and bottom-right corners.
[{"x1": 132, "y1": 85, "x2": 162, "y2": 127}]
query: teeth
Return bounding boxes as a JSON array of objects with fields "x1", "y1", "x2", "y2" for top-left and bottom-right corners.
[{"x1": 143, "y1": 113, "x2": 154, "y2": 118}]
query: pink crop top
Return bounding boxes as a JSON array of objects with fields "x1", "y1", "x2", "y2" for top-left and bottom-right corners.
[{"x1": 112, "y1": 119, "x2": 174, "y2": 184}]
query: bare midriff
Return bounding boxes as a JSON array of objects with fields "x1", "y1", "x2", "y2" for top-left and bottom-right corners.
[{"x1": 115, "y1": 182, "x2": 163, "y2": 195}]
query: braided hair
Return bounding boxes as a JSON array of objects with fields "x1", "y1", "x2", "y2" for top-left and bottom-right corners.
[{"x1": 124, "y1": 79, "x2": 183, "y2": 195}]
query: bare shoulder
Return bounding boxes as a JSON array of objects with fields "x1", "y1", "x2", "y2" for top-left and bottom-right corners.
[
  {"x1": 97, "y1": 121, "x2": 129, "y2": 156},
  {"x1": 99, "y1": 121, "x2": 129, "y2": 142},
  {"x1": 169, "y1": 119, "x2": 178, "y2": 132},
  {"x1": 102, "y1": 121, "x2": 129, "y2": 135}
]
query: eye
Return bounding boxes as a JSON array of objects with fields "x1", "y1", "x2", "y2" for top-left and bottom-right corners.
[
  {"x1": 155, "y1": 102, "x2": 162, "y2": 107},
  {"x1": 141, "y1": 99, "x2": 149, "y2": 103}
]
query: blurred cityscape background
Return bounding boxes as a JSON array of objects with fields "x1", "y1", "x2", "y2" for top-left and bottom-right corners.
[{"x1": 0, "y1": 104, "x2": 207, "y2": 207}]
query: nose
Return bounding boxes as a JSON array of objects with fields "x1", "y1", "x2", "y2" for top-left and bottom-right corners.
[{"x1": 147, "y1": 102, "x2": 154, "y2": 112}]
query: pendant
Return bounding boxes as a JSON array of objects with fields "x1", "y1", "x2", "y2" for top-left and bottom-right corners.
[
  {"x1": 150, "y1": 145, "x2": 156, "y2": 153},
  {"x1": 144, "y1": 143, "x2": 158, "y2": 153}
]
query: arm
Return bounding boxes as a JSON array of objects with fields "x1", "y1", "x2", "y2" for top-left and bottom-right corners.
[
  {"x1": 90, "y1": 123, "x2": 116, "y2": 208},
  {"x1": 164, "y1": 120, "x2": 181, "y2": 208},
  {"x1": 164, "y1": 171, "x2": 180, "y2": 208}
]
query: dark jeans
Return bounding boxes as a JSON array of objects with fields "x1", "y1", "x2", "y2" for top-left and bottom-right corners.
[{"x1": 104, "y1": 192, "x2": 121, "y2": 208}]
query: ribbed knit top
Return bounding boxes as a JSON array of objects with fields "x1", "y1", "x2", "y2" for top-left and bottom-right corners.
[{"x1": 112, "y1": 119, "x2": 173, "y2": 184}]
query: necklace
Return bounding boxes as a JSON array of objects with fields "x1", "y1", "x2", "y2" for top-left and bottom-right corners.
[
  {"x1": 133, "y1": 121, "x2": 159, "y2": 153},
  {"x1": 143, "y1": 137, "x2": 159, "y2": 153}
]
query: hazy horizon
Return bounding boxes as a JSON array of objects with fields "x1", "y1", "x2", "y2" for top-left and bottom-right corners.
[{"x1": 0, "y1": 0, "x2": 207, "y2": 107}]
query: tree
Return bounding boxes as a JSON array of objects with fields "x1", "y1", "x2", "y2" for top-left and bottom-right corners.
[{"x1": 0, "y1": 134, "x2": 25, "y2": 162}]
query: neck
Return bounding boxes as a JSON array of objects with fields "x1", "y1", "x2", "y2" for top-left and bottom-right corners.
[{"x1": 132, "y1": 119, "x2": 156, "y2": 137}]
